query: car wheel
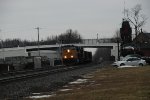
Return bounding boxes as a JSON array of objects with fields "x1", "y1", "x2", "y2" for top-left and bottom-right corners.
[
  {"x1": 139, "y1": 63, "x2": 143, "y2": 66},
  {"x1": 120, "y1": 63, "x2": 125, "y2": 66}
]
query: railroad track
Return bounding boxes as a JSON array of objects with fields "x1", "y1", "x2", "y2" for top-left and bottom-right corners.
[
  {"x1": 0, "y1": 65, "x2": 85, "y2": 84},
  {"x1": 0, "y1": 65, "x2": 66, "y2": 77}
]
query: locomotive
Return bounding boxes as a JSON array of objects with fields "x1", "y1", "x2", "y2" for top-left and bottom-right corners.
[{"x1": 61, "y1": 45, "x2": 92, "y2": 65}]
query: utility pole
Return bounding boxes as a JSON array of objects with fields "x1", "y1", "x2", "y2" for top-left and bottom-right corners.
[
  {"x1": 117, "y1": 32, "x2": 120, "y2": 61},
  {"x1": 0, "y1": 39, "x2": 4, "y2": 60},
  {"x1": 59, "y1": 40, "x2": 64, "y2": 66},
  {"x1": 35, "y1": 27, "x2": 40, "y2": 56},
  {"x1": 117, "y1": 39, "x2": 120, "y2": 61},
  {"x1": 97, "y1": 33, "x2": 99, "y2": 43},
  {"x1": 0, "y1": 30, "x2": 5, "y2": 61}
]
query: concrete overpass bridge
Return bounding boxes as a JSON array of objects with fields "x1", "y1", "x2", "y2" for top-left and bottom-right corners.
[{"x1": 0, "y1": 39, "x2": 120, "y2": 60}]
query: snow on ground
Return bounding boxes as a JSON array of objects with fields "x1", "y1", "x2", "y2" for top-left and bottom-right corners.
[
  {"x1": 26, "y1": 78, "x2": 89, "y2": 99},
  {"x1": 118, "y1": 65, "x2": 139, "y2": 68},
  {"x1": 26, "y1": 93, "x2": 56, "y2": 99},
  {"x1": 59, "y1": 89, "x2": 72, "y2": 92},
  {"x1": 27, "y1": 94, "x2": 55, "y2": 99},
  {"x1": 69, "y1": 79, "x2": 88, "y2": 84}
]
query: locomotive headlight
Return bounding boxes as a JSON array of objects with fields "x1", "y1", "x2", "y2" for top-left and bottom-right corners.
[
  {"x1": 71, "y1": 55, "x2": 74, "y2": 58},
  {"x1": 64, "y1": 56, "x2": 67, "y2": 59},
  {"x1": 67, "y1": 49, "x2": 70, "y2": 53}
]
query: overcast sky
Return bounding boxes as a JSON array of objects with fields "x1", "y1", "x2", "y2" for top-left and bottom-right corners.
[{"x1": 0, "y1": 0, "x2": 150, "y2": 40}]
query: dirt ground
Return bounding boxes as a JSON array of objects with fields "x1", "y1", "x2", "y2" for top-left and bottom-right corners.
[{"x1": 25, "y1": 65, "x2": 150, "y2": 100}]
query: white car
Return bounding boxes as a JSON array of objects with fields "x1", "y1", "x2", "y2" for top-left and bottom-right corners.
[
  {"x1": 112, "y1": 57, "x2": 146, "y2": 67},
  {"x1": 120, "y1": 54, "x2": 141, "y2": 61}
]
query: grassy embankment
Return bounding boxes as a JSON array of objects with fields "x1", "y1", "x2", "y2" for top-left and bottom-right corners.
[{"x1": 28, "y1": 65, "x2": 150, "y2": 100}]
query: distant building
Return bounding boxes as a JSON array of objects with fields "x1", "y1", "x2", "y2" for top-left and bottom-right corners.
[
  {"x1": 133, "y1": 32, "x2": 150, "y2": 56},
  {"x1": 133, "y1": 32, "x2": 150, "y2": 44}
]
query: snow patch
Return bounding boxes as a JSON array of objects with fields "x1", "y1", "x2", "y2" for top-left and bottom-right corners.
[
  {"x1": 69, "y1": 79, "x2": 88, "y2": 84},
  {"x1": 118, "y1": 65, "x2": 139, "y2": 68},
  {"x1": 28, "y1": 95, "x2": 53, "y2": 99},
  {"x1": 27, "y1": 94, "x2": 55, "y2": 99},
  {"x1": 59, "y1": 89, "x2": 72, "y2": 92}
]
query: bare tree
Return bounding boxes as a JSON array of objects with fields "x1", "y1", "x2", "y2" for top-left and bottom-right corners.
[
  {"x1": 113, "y1": 30, "x2": 121, "y2": 60},
  {"x1": 125, "y1": 4, "x2": 147, "y2": 37},
  {"x1": 58, "y1": 29, "x2": 82, "y2": 44}
]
